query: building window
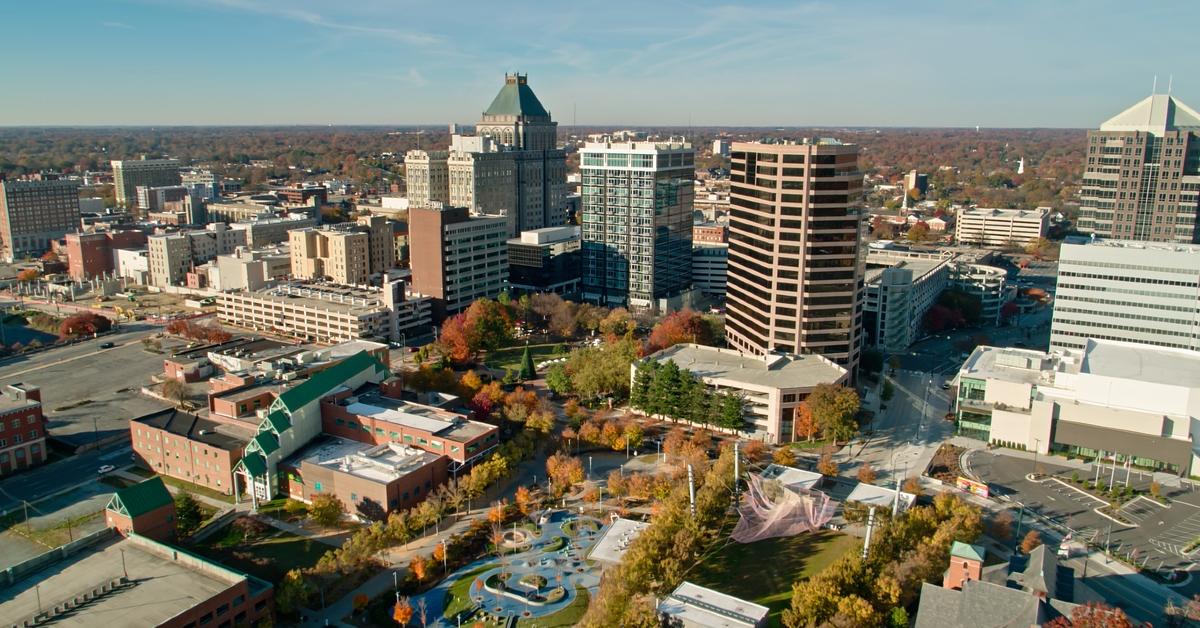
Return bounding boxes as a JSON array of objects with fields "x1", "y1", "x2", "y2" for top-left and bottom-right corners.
[{"x1": 314, "y1": 482, "x2": 323, "y2": 492}]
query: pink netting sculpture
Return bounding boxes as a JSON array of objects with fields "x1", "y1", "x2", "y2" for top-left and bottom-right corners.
[{"x1": 731, "y1": 472, "x2": 835, "y2": 543}]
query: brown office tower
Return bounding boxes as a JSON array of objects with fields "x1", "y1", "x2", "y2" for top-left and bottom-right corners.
[
  {"x1": 1078, "y1": 94, "x2": 1200, "y2": 243},
  {"x1": 725, "y1": 140, "x2": 865, "y2": 371}
]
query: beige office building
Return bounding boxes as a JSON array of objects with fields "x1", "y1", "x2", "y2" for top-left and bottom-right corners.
[
  {"x1": 147, "y1": 223, "x2": 244, "y2": 287},
  {"x1": 1078, "y1": 94, "x2": 1200, "y2": 243},
  {"x1": 0, "y1": 178, "x2": 81, "y2": 262},
  {"x1": 289, "y1": 215, "x2": 392, "y2": 284},
  {"x1": 409, "y1": 203, "x2": 509, "y2": 320},
  {"x1": 404, "y1": 150, "x2": 450, "y2": 205},
  {"x1": 112, "y1": 158, "x2": 181, "y2": 214},
  {"x1": 954, "y1": 207, "x2": 1048, "y2": 247},
  {"x1": 725, "y1": 140, "x2": 865, "y2": 371},
  {"x1": 218, "y1": 279, "x2": 432, "y2": 344}
]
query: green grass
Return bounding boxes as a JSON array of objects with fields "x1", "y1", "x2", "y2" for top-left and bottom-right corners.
[
  {"x1": 155, "y1": 474, "x2": 237, "y2": 504},
  {"x1": 484, "y1": 343, "x2": 567, "y2": 373},
  {"x1": 442, "y1": 563, "x2": 494, "y2": 620},
  {"x1": 541, "y1": 536, "x2": 566, "y2": 553},
  {"x1": 789, "y1": 438, "x2": 836, "y2": 451},
  {"x1": 690, "y1": 530, "x2": 857, "y2": 627},
  {"x1": 194, "y1": 526, "x2": 328, "y2": 584},
  {"x1": 531, "y1": 585, "x2": 590, "y2": 627}
]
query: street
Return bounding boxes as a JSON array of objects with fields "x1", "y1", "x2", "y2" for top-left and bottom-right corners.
[{"x1": 847, "y1": 368, "x2": 953, "y2": 484}]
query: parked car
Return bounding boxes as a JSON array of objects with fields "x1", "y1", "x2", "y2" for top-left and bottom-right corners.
[
  {"x1": 99, "y1": 342, "x2": 115, "y2": 349},
  {"x1": 941, "y1": 382, "x2": 951, "y2": 390},
  {"x1": 97, "y1": 464, "x2": 116, "y2": 474}
]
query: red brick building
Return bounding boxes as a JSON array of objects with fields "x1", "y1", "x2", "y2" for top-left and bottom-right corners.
[
  {"x1": 692, "y1": 222, "x2": 728, "y2": 244},
  {"x1": 0, "y1": 384, "x2": 47, "y2": 476},
  {"x1": 281, "y1": 437, "x2": 448, "y2": 516},
  {"x1": 64, "y1": 230, "x2": 148, "y2": 280},
  {"x1": 131, "y1": 408, "x2": 255, "y2": 496},
  {"x1": 105, "y1": 476, "x2": 177, "y2": 542}
]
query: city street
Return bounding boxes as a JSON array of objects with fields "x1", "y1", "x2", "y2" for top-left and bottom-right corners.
[{"x1": 846, "y1": 368, "x2": 953, "y2": 483}]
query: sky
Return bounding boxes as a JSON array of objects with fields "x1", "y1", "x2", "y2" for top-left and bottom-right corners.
[{"x1": 2, "y1": 0, "x2": 1199, "y2": 127}]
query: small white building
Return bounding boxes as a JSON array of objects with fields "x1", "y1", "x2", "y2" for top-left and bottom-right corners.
[{"x1": 657, "y1": 581, "x2": 768, "y2": 628}]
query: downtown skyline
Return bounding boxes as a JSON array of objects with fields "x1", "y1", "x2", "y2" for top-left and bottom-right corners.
[{"x1": 1, "y1": 0, "x2": 1197, "y2": 128}]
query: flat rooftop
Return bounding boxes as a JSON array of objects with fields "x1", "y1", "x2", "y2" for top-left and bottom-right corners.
[
  {"x1": 1079, "y1": 339, "x2": 1200, "y2": 389},
  {"x1": 960, "y1": 207, "x2": 1047, "y2": 220},
  {"x1": 658, "y1": 581, "x2": 770, "y2": 628},
  {"x1": 290, "y1": 436, "x2": 442, "y2": 484},
  {"x1": 864, "y1": 253, "x2": 947, "y2": 284},
  {"x1": 323, "y1": 339, "x2": 388, "y2": 362},
  {"x1": 133, "y1": 408, "x2": 256, "y2": 451},
  {"x1": 223, "y1": 282, "x2": 388, "y2": 315},
  {"x1": 646, "y1": 343, "x2": 847, "y2": 390},
  {"x1": 213, "y1": 380, "x2": 283, "y2": 405},
  {"x1": 0, "y1": 534, "x2": 259, "y2": 627},
  {"x1": 959, "y1": 346, "x2": 1055, "y2": 386},
  {"x1": 760, "y1": 463, "x2": 822, "y2": 492},
  {"x1": 344, "y1": 386, "x2": 491, "y2": 441},
  {"x1": 1064, "y1": 238, "x2": 1200, "y2": 255},
  {"x1": 589, "y1": 517, "x2": 650, "y2": 564}
]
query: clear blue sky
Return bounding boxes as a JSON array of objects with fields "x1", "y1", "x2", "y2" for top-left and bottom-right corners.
[{"x1": 4, "y1": 0, "x2": 1198, "y2": 127}]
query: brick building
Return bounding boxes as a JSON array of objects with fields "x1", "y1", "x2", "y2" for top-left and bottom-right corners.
[
  {"x1": 282, "y1": 437, "x2": 448, "y2": 516},
  {"x1": 104, "y1": 476, "x2": 177, "y2": 542},
  {"x1": 64, "y1": 230, "x2": 149, "y2": 280},
  {"x1": 131, "y1": 408, "x2": 255, "y2": 496},
  {"x1": 0, "y1": 384, "x2": 47, "y2": 476}
]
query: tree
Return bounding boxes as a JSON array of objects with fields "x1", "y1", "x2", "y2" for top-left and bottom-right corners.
[
  {"x1": 460, "y1": 370, "x2": 483, "y2": 393},
  {"x1": 409, "y1": 554, "x2": 429, "y2": 582},
  {"x1": 860, "y1": 348, "x2": 884, "y2": 375},
  {"x1": 902, "y1": 476, "x2": 923, "y2": 496},
  {"x1": 515, "y1": 486, "x2": 535, "y2": 516},
  {"x1": 393, "y1": 596, "x2": 414, "y2": 625},
  {"x1": 773, "y1": 447, "x2": 797, "y2": 467},
  {"x1": 439, "y1": 314, "x2": 472, "y2": 363},
  {"x1": 742, "y1": 440, "x2": 766, "y2": 464},
  {"x1": 353, "y1": 593, "x2": 370, "y2": 614},
  {"x1": 599, "y1": 307, "x2": 634, "y2": 339},
  {"x1": 161, "y1": 378, "x2": 189, "y2": 406},
  {"x1": 519, "y1": 345, "x2": 536, "y2": 380},
  {"x1": 817, "y1": 454, "x2": 839, "y2": 477},
  {"x1": 856, "y1": 463, "x2": 877, "y2": 484},
  {"x1": 464, "y1": 298, "x2": 513, "y2": 354},
  {"x1": 1044, "y1": 602, "x2": 1137, "y2": 628},
  {"x1": 59, "y1": 312, "x2": 112, "y2": 338},
  {"x1": 987, "y1": 510, "x2": 1014, "y2": 542},
  {"x1": 284, "y1": 498, "x2": 307, "y2": 518},
  {"x1": 1020, "y1": 530, "x2": 1042, "y2": 554},
  {"x1": 545, "y1": 363, "x2": 572, "y2": 396},
  {"x1": 310, "y1": 493, "x2": 345, "y2": 527},
  {"x1": 16, "y1": 269, "x2": 40, "y2": 282},
  {"x1": 275, "y1": 568, "x2": 313, "y2": 614},
  {"x1": 174, "y1": 492, "x2": 203, "y2": 537},
  {"x1": 645, "y1": 309, "x2": 715, "y2": 353},
  {"x1": 806, "y1": 384, "x2": 860, "y2": 442},
  {"x1": 716, "y1": 393, "x2": 745, "y2": 430},
  {"x1": 794, "y1": 403, "x2": 818, "y2": 442},
  {"x1": 906, "y1": 222, "x2": 930, "y2": 242}
]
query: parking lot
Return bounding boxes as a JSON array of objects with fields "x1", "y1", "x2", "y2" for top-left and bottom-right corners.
[
  {"x1": 0, "y1": 324, "x2": 165, "y2": 449},
  {"x1": 967, "y1": 450, "x2": 1200, "y2": 577}
]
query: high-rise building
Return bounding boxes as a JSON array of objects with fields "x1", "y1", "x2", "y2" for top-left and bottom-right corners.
[
  {"x1": 580, "y1": 139, "x2": 695, "y2": 309},
  {"x1": 712, "y1": 139, "x2": 731, "y2": 158},
  {"x1": 724, "y1": 140, "x2": 865, "y2": 370},
  {"x1": 112, "y1": 158, "x2": 182, "y2": 214},
  {"x1": 288, "y1": 216, "x2": 392, "y2": 285},
  {"x1": 1077, "y1": 94, "x2": 1200, "y2": 243},
  {"x1": 403, "y1": 74, "x2": 567, "y2": 235},
  {"x1": 408, "y1": 202, "x2": 509, "y2": 320},
  {"x1": 1050, "y1": 238, "x2": 1200, "y2": 352},
  {"x1": 507, "y1": 225, "x2": 581, "y2": 296},
  {"x1": 0, "y1": 178, "x2": 81, "y2": 262}
]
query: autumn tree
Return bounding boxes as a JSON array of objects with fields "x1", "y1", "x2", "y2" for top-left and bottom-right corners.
[
  {"x1": 742, "y1": 440, "x2": 767, "y2": 464},
  {"x1": 806, "y1": 384, "x2": 860, "y2": 442},
  {"x1": 464, "y1": 298, "x2": 512, "y2": 354},
  {"x1": 794, "y1": 402, "x2": 818, "y2": 442},
  {"x1": 772, "y1": 446, "x2": 797, "y2": 467},
  {"x1": 645, "y1": 309, "x2": 715, "y2": 353},
  {"x1": 1044, "y1": 602, "x2": 1137, "y2": 628},
  {"x1": 393, "y1": 597, "x2": 414, "y2": 625},
  {"x1": 161, "y1": 378, "x2": 189, "y2": 406},
  {"x1": 1020, "y1": 530, "x2": 1042, "y2": 554},
  {"x1": 546, "y1": 453, "x2": 585, "y2": 496},
  {"x1": 174, "y1": 492, "x2": 203, "y2": 537},
  {"x1": 409, "y1": 554, "x2": 429, "y2": 582},
  {"x1": 817, "y1": 454, "x2": 839, "y2": 477},
  {"x1": 515, "y1": 486, "x2": 535, "y2": 516},
  {"x1": 310, "y1": 493, "x2": 345, "y2": 527},
  {"x1": 439, "y1": 314, "x2": 472, "y2": 363},
  {"x1": 16, "y1": 269, "x2": 40, "y2": 282},
  {"x1": 59, "y1": 312, "x2": 113, "y2": 338},
  {"x1": 856, "y1": 463, "x2": 877, "y2": 484},
  {"x1": 987, "y1": 509, "x2": 1014, "y2": 542}
]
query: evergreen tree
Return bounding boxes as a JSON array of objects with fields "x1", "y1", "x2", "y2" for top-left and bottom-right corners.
[
  {"x1": 717, "y1": 393, "x2": 745, "y2": 429},
  {"x1": 519, "y1": 345, "x2": 536, "y2": 380},
  {"x1": 648, "y1": 361, "x2": 681, "y2": 418},
  {"x1": 630, "y1": 361, "x2": 657, "y2": 411}
]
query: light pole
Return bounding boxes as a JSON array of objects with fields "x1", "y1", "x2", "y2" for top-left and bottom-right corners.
[{"x1": 1032, "y1": 438, "x2": 1040, "y2": 477}]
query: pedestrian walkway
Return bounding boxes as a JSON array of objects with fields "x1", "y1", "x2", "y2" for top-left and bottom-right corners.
[{"x1": 258, "y1": 514, "x2": 346, "y2": 548}]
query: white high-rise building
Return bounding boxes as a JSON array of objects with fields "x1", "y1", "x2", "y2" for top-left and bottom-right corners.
[{"x1": 1051, "y1": 239, "x2": 1200, "y2": 352}]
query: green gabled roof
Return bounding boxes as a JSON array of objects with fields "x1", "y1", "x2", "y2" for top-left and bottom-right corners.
[
  {"x1": 950, "y1": 541, "x2": 987, "y2": 562},
  {"x1": 238, "y1": 452, "x2": 267, "y2": 477},
  {"x1": 274, "y1": 351, "x2": 387, "y2": 414},
  {"x1": 483, "y1": 74, "x2": 549, "y2": 118},
  {"x1": 249, "y1": 431, "x2": 280, "y2": 456},
  {"x1": 263, "y1": 410, "x2": 290, "y2": 434},
  {"x1": 106, "y1": 477, "x2": 172, "y2": 518}
]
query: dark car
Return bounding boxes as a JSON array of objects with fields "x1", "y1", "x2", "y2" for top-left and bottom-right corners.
[{"x1": 99, "y1": 342, "x2": 115, "y2": 349}]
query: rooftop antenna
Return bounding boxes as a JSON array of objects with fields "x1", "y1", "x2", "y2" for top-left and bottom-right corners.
[
  {"x1": 1148, "y1": 75, "x2": 1158, "y2": 127},
  {"x1": 1168, "y1": 74, "x2": 1174, "y2": 96}
]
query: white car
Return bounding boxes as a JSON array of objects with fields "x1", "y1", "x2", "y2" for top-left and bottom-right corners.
[{"x1": 97, "y1": 464, "x2": 116, "y2": 475}]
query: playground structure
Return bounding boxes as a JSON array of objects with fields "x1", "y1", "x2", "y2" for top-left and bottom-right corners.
[{"x1": 731, "y1": 471, "x2": 835, "y2": 543}]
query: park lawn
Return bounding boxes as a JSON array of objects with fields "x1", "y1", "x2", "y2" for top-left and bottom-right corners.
[
  {"x1": 194, "y1": 526, "x2": 328, "y2": 585},
  {"x1": 533, "y1": 585, "x2": 590, "y2": 628},
  {"x1": 484, "y1": 343, "x2": 567, "y2": 373},
  {"x1": 442, "y1": 563, "x2": 495, "y2": 620},
  {"x1": 691, "y1": 530, "x2": 857, "y2": 626}
]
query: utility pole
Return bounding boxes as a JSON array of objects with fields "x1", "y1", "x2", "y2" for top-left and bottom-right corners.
[
  {"x1": 1032, "y1": 438, "x2": 1040, "y2": 476},
  {"x1": 862, "y1": 507, "x2": 877, "y2": 559},
  {"x1": 733, "y1": 441, "x2": 740, "y2": 496},
  {"x1": 687, "y1": 464, "x2": 696, "y2": 518},
  {"x1": 1012, "y1": 503, "x2": 1025, "y2": 552}
]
